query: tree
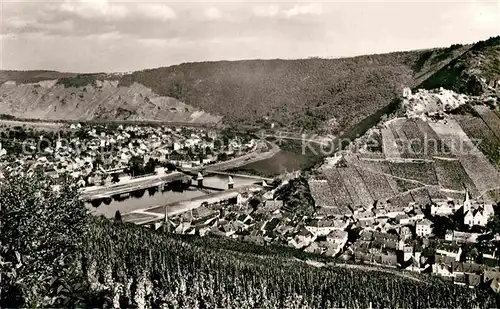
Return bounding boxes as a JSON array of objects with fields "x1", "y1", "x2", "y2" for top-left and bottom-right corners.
[
  {"x1": 249, "y1": 197, "x2": 262, "y2": 211},
  {"x1": 0, "y1": 172, "x2": 89, "y2": 307},
  {"x1": 127, "y1": 156, "x2": 145, "y2": 177},
  {"x1": 217, "y1": 152, "x2": 229, "y2": 162},
  {"x1": 144, "y1": 158, "x2": 158, "y2": 175},
  {"x1": 214, "y1": 138, "x2": 222, "y2": 150},
  {"x1": 205, "y1": 146, "x2": 213, "y2": 155},
  {"x1": 486, "y1": 212, "x2": 500, "y2": 236},
  {"x1": 164, "y1": 161, "x2": 177, "y2": 172},
  {"x1": 111, "y1": 173, "x2": 120, "y2": 183},
  {"x1": 114, "y1": 210, "x2": 122, "y2": 221}
]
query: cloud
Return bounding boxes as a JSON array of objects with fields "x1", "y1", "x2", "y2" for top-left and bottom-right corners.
[
  {"x1": 204, "y1": 7, "x2": 222, "y2": 20},
  {"x1": 4, "y1": 1, "x2": 500, "y2": 73},
  {"x1": 57, "y1": 0, "x2": 175, "y2": 21},
  {"x1": 284, "y1": 3, "x2": 323, "y2": 18},
  {"x1": 470, "y1": 1, "x2": 500, "y2": 30},
  {"x1": 58, "y1": 0, "x2": 129, "y2": 20},
  {"x1": 138, "y1": 37, "x2": 182, "y2": 47},
  {"x1": 4, "y1": 16, "x2": 74, "y2": 35},
  {"x1": 253, "y1": 5, "x2": 280, "y2": 18},
  {"x1": 252, "y1": 3, "x2": 323, "y2": 19},
  {"x1": 136, "y1": 3, "x2": 177, "y2": 21}
]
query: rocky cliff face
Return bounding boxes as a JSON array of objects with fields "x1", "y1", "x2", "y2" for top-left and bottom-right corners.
[
  {"x1": 402, "y1": 87, "x2": 470, "y2": 119},
  {"x1": 0, "y1": 79, "x2": 221, "y2": 123}
]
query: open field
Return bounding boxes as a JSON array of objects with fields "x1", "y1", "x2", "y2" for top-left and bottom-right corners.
[
  {"x1": 381, "y1": 125, "x2": 401, "y2": 159},
  {"x1": 409, "y1": 187, "x2": 432, "y2": 205},
  {"x1": 434, "y1": 158, "x2": 478, "y2": 194},
  {"x1": 352, "y1": 166, "x2": 396, "y2": 202},
  {"x1": 322, "y1": 168, "x2": 354, "y2": 209},
  {"x1": 387, "y1": 161, "x2": 438, "y2": 186},
  {"x1": 398, "y1": 119, "x2": 430, "y2": 159},
  {"x1": 475, "y1": 105, "x2": 500, "y2": 137},
  {"x1": 455, "y1": 114, "x2": 500, "y2": 168},
  {"x1": 428, "y1": 119, "x2": 500, "y2": 202},
  {"x1": 308, "y1": 179, "x2": 337, "y2": 208},
  {"x1": 350, "y1": 157, "x2": 398, "y2": 197},
  {"x1": 414, "y1": 120, "x2": 456, "y2": 158},
  {"x1": 309, "y1": 115, "x2": 500, "y2": 210},
  {"x1": 0, "y1": 119, "x2": 64, "y2": 132},
  {"x1": 387, "y1": 191, "x2": 415, "y2": 209},
  {"x1": 337, "y1": 166, "x2": 374, "y2": 207},
  {"x1": 389, "y1": 119, "x2": 419, "y2": 159},
  {"x1": 394, "y1": 178, "x2": 425, "y2": 192}
]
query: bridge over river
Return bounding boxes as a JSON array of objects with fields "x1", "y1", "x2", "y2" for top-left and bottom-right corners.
[
  {"x1": 119, "y1": 184, "x2": 263, "y2": 225},
  {"x1": 82, "y1": 141, "x2": 279, "y2": 201}
]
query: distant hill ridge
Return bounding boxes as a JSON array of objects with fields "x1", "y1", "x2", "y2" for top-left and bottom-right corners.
[
  {"x1": 0, "y1": 78, "x2": 220, "y2": 124},
  {"x1": 1, "y1": 36, "x2": 498, "y2": 132}
]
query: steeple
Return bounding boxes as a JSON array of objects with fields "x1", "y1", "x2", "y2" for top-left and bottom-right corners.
[
  {"x1": 197, "y1": 172, "x2": 204, "y2": 188},
  {"x1": 463, "y1": 188, "x2": 472, "y2": 213}
]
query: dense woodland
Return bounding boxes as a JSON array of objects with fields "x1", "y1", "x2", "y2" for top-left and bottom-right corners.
[
  {"x1": 120, "y1": 51, "x2": 439, "y2": 132},
  {"x1": 1, "y1": 45, "x2": 469, "y2": 133},
  {"x1": 1, "y1": 37, "x2": 499, "y2": 134},
  {"x1": 420, "y1": 36, "x2": 500, "y2": 95},
  {"x1": 2, "y1": 172, "x2": 500, "y2": 308}
]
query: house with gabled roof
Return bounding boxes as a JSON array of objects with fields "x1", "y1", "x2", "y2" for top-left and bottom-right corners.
[
  {"x1": 326, "y1": 230, "x2": 348, "y2": 247},
  {"x1": 436, "y1": 241, "x2": 462, "y2": 261},
  {"x1": 416, "y1": 218, "x2": 433, "y2": 237},
  {"x1": 431, "y1": 200, "x2": 455, "y2": 216},
  {"x1": 433, "y1": 255, "x2": 455, "y2": 278},
  {"x1": 305, "y1": 218, "x2": 349, "y2": 236},
  {"x1": 289, "y1": 227, "x2": 315, "y2": 249}
]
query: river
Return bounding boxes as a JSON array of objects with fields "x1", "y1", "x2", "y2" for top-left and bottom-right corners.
[
  {"x1": 88, "y1": 174, "x2": 259, "y2": 218},
  {"x1": 89, "y1": 100, "x2": 398, "y2": 218}
]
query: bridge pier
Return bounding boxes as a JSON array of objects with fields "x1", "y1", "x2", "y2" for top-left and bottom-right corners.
[{"x1": 197, "y1": 172, "x2": 204, "y2": 188}]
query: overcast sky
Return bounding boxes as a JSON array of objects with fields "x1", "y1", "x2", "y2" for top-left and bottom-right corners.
[{"x1": 1, "y1": 0, "x2": 499, "y2": 73}]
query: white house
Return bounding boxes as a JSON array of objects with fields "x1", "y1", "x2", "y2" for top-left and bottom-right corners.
[
  {"x1": 396, "y1": 214, "x2": 412, "y2": 225},
  {"x1": 289, "y1": 228, "x2": 315, "y2": 249},
  {"x1": 354, "y1": 209, "x2": 376, "y2": 221},
  {"x1": 305, "y1": 219, "x2": 349, "y2": 236},
  {"x1": 326, "y1": 229, "x2": 348, "y2": 247},
  {"x1": 464, "y1": 207, "x2": 491, "y2": 227},
  {"x1": 173, "y1": 142, "x2": 182, "y2": 151},
  {"x1": 402, "y1": 245, "x2": 414, "y2": 262},
  {"x1": 431, "y1": 201, "x2": 455, "y2": 216},
  {"x1": 432, "y1": 255, "x2": 455, "y2": 278},
  {"x1": 399, "y1": 226, "x2": 413, "y2": 240},
  {"x1": 436, "y1": 243, "x2": 462, "y2": 261},
  {"x1": 385, "y1": 205, "x2": 406, "y2": 218},
  {"x1": 416, "y1": 219, "x2": 433, "y2": 237},
  {"x1": 411, "y1": 207, "x2": 425, "y2": 221}
]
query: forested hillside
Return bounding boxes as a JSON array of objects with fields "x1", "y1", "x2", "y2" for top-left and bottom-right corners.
[
  {"x1": 0, "y1": 70, "x2": 77, "y2": 84},
  {"x1": 1, "y1": 45, "x2": 468, "y2": 132},
  {"x1": 120, "y1": 47, "x2": 464, "y2": 132},
  {"x1": 2, "y1": 173, "x2": 498, "y2": 308},
  {"x1": 2, "y1": 37, "x2": 497, "y2": 132},
  {"x1": 419, "y1": 36, "x2": 500, "y2": 95}
]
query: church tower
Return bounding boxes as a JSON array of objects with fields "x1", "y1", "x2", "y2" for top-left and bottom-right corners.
[{"x1": 463, "y1": 189, "x2": 472, "y2": 214}]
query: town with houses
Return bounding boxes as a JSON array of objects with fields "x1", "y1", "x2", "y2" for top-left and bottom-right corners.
[
  {"x1": 0, "y1": 122, "x2": 257, "y2": 187},
  {"x1": 3, "y1": 4, "x2": 500, "y2": 306},
  {"x1": 160, "y1": 162, "x2": 500, "y2": 293}
]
